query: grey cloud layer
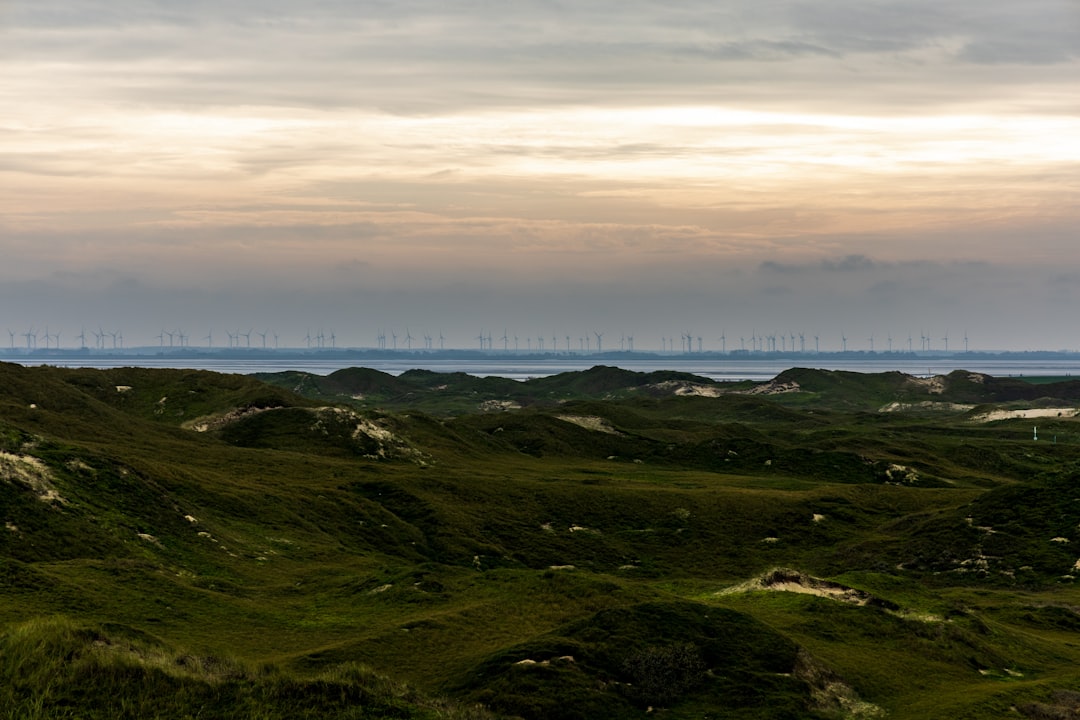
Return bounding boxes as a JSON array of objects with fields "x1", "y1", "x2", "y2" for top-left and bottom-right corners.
[{"x1": 8, "y1": 0, "x2": 1078, "y2": 112}]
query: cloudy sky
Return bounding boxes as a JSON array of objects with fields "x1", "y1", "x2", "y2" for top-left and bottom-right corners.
[{"x1": 2, "y1": 0, "x2": 1078, "y2": 351}]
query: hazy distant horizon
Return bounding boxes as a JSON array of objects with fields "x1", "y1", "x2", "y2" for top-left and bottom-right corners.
[{"x1": 4, "y1": 1, "x2": 1078, "y2": 351}]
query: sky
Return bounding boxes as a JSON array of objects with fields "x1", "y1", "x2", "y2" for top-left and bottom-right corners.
[{"x1": 2, "y1": 0, "x2": 1079, "y2": 352}]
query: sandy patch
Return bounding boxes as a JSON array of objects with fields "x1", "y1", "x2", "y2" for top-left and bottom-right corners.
[
  {"x1": 884, "y1": 463, "x2": 919, "y2": 485},
  {"x1": 742, "y1": 380, "x2": 801, "y2": 396},
  {"x1": 971, "y1": 407, "x2": 1080, "y2": 423},
  {"x1": 184, "y1": 406, "x2": 275, "y2": 432},
  {"x1": 0, "y1": 452, "x2": 65, "y2": 503},
  {"x1": 905, "y1": 375, "x2": 947, "y2": 394},
  {"x1": 557, "y1": 415, "x2": 621, "y2": 434},
  {"x1": 719, "y1": 569, "x2": 897, "y2": 609},
  {"x1": 649, "y1": 380, "x2": 725, "y2": 397},
  {"x1": 879, "y1": 401, "x2": 975, "y2": 413},
  {"x1": 479, "y1": 399, "x2": 522, "y2": 412}
]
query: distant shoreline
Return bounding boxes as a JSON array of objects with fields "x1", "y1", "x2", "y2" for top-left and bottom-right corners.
[{"x1": 4, "y1": 349, "x2": 1080, "y2": 383}]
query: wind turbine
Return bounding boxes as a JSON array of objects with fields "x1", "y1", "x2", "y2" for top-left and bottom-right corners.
[
  {"x1": 627, "y1": 335, "x2": 634, "y2": 352},
  {"x1": 798, "y1": 333, "x2": 805, "y2": 353},
  {"x1": 867, "y1": 335, "x2": 874, "y2": 352},
  {"x1": 257, "y1": 330, "x2": 267, "y2": 348},
  {"x1": 502, "y1": 330, "x2": 509, "y2": 352},
  {"x1": 76, "y1": 328, "x2": 86, "y2": 349},
  {"x1": 942, "y1": 331, "x2": 949, "y2": 353},
  {"x1": 205, "y1": 331, "x2": 213, "y2": 348},
  {"x1": 719, "y1": 332, "x2": 726, "y2": 353},
  {"x1": 963, "y1": 331, "x2": 969, "y2": 353},
  {"x1": 814, "y1": 334, "x2": 820, "y2": 353},
  {"x1": 404, "y1": 329, "x2": 413, "y2": 350},
  {"x1": 537, "y1": 335, "x2": 545, "y2": 352},
  {"x1": 438, "y1": 332, "x2": 445, "y2": 350},
  {"x1": 6, "y1": 329, "x2": 14, "y2": 350},
  {"x1": 841, "y1": 332, "x2": 847, "y2": 352}
]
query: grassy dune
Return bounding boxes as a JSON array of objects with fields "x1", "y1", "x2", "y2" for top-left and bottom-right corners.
[{"x1": 4, "y1": 362, "x2": 1080, "y2": 718}]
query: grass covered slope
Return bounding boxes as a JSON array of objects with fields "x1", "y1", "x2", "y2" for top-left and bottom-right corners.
[{"x1": 4, "y1": 361, "x2": 1080, "y2": 718}]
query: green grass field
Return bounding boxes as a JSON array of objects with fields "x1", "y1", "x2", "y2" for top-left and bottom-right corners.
[{"x1": 4, "y1": 362, "x2": 1080, "y2": 718}]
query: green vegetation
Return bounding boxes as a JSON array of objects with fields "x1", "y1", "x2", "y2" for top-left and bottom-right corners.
[{"x1": 4, "y1": 361, "x2": 1080, "y2": 717}]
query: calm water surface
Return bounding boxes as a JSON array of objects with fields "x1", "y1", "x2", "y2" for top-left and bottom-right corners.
[{"x1": 10, "y1": 353, "x2": 1080, "y2": 382}]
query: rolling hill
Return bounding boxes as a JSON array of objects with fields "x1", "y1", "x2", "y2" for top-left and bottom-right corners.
[{"x1": 4, "y1": 362, "x2": 1080, "y2": 718}]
